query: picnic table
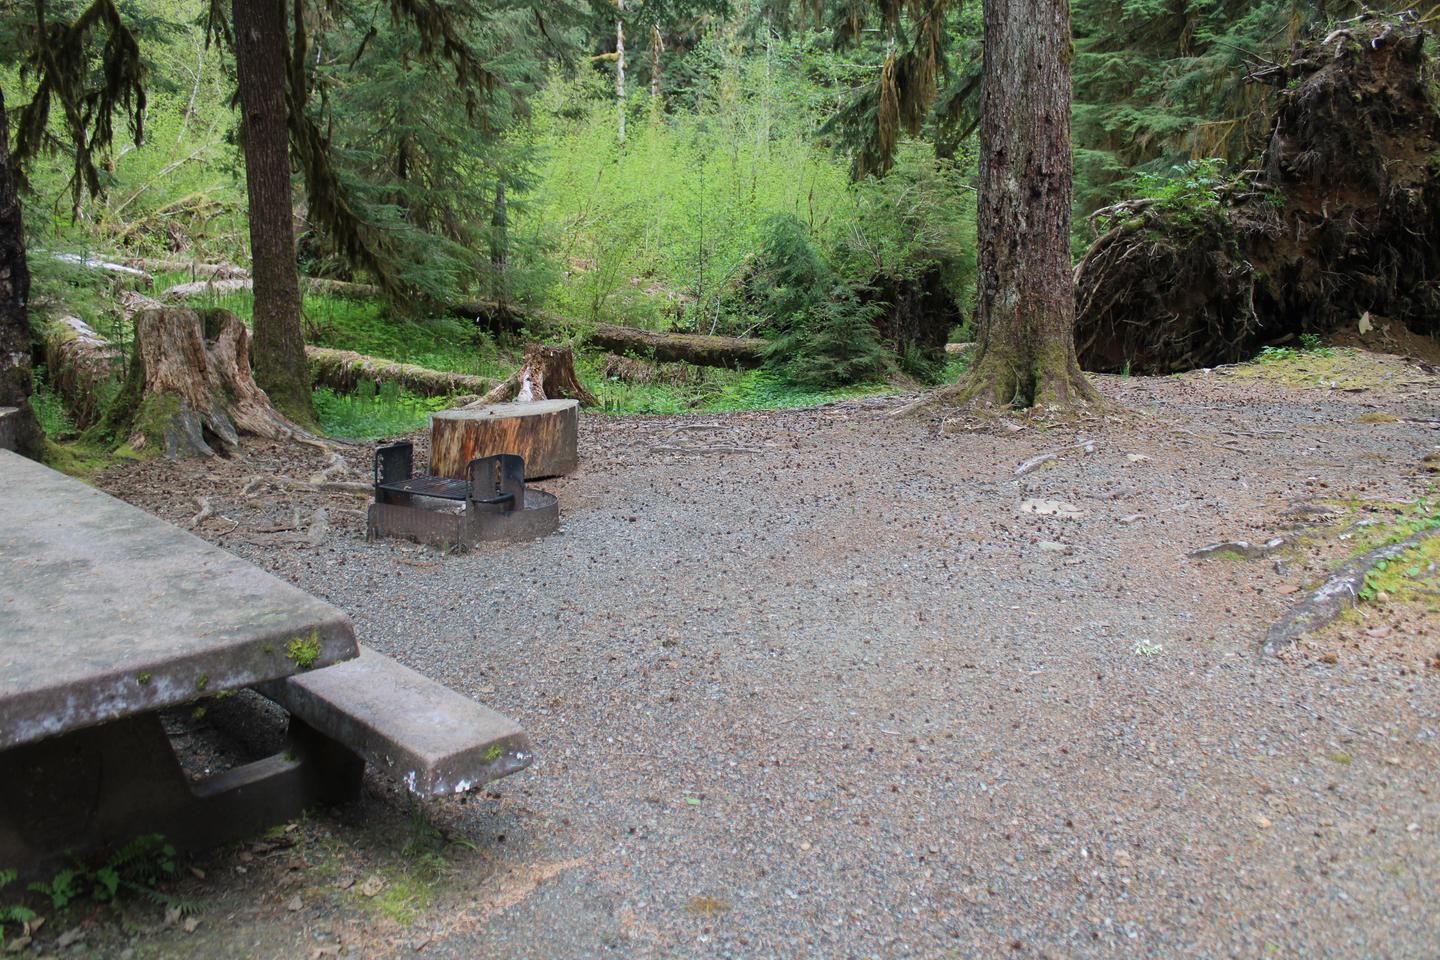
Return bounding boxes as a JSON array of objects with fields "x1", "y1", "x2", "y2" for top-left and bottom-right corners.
[{"x1": 0, "y1": 449, "x2": 532, "y2": 877}]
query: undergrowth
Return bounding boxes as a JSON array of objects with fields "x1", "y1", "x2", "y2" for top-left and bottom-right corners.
[
  {"x1": 1, "y1": 835, "x2": 192, "y2": 948},
  {"x1": 313, "y1": 381, "x2": 450, "y2": 440}
]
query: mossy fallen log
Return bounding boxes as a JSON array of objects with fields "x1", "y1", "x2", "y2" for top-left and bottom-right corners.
[
  {"x1": 44, "y1": 316, "x2": 122, "y2": 429},
  {"x1": 306, "y1": 346, "x2": 498, "y2": 397},
  {"x1": 125, "y1": 259, "x2": 249, "y2": 280},
  {"x1": 161, "y1": 276, "x2": 383, "y2": 302},
  {"x1": 449, "y1": 298, "x2": 769, "y2": 369}
]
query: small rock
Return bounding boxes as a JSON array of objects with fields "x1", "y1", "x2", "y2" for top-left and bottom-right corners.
[
  {"x1": 1018, "y1": 499, "x2": 1085, "y2": 520},
  {"x1": 286, "y1": 895, "x2": 303, "y2": 912},
  {"x1": 1037, "y1": 541, "x2": 1074, "y2": 556},
  {"x1": 1254, "y1": 815, "x2": 1273, "y2": 829},
  {"x1": 1365, "y1": 625, "x2": 1393, "y2": 639},
  {"x1": 1276, "y1": 585, "x2": 1301, "y2": 595},
  {"x1": 1119, "y1": 513, "x2": 1145, "y2": 525},
  {"x1": 359, "y1": 875, "x2": 386, "y2": 898},
  {"x1": 1125, "y1": 454, "x2": 1150, "y2": 463},
  {"x1": 55, "y1": 928, "x2": 84, "y2": 949},
  {"x1": 183, "y1": 917, "x2": 201, "y2": 934}
]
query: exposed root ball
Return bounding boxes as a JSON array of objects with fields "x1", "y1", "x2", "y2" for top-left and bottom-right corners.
[{"x1": 1075, "y1": 15, "x2": 1440, "y2": 374}]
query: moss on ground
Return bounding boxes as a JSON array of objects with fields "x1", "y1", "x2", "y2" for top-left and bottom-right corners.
[{"x1": 1227, "y1": 346, "x2": 1397, "y2": 390}]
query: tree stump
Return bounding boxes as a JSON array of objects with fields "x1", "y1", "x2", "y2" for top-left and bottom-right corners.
[
  {"x1": 430, "y1": 400, "x2": 579, "y2": 480},
  {"x1": 472, "y1": 343, "x2": 597, "y2": 407},
  {"x1": 108, "y1": 307, "x2": 303, "y2": 457}
]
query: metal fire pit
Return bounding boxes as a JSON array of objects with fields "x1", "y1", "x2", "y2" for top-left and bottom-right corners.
[{"x1": 366, "y1": 442, "x2": 559, "y2": 549}]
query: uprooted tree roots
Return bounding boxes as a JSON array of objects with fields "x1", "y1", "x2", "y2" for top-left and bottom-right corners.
[{"x1": 1075, "y1": 15, "x2": 1440, "y2": 374}]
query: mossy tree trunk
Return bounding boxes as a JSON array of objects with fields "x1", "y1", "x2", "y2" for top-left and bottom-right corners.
[
  {"x1": 0, "y1": 88, "x2": 44, "y2": 459},
  {"x1": 954, "y1": 0, "x2": 1099, "y2": 410},
  {"x1": 233, "y1": 0, "x2": 314, "y2": 424}
]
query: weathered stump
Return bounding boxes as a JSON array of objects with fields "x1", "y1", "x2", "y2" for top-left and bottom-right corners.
[
  {"x1": 474, "y1": 343, "x2": 598, "y2": 407},
  {"x1": 431, "y1": 400, "x2": 579, "y2": 480},
  {"x1": 108, "y1": 307, "x2": 303, "y2": 457}
]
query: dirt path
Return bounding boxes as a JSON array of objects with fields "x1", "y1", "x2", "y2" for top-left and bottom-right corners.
[{"x1": 58, "y1": 353, "x2": 1439, "y2": 958}]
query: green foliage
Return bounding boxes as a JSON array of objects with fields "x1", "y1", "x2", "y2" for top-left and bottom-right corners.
[
  {"x1": 29, "y1": 366, "x2": 76, "y2": 438},
  {"x1": 1130, "y1": 158, "x2": 1227, "y2": 223},
  {"x1": 0, "y1": 870, "x2": 39, "y2": 946},
  {"x1": 749, "y1": 215, "x2": 889, "y2": 388},
  {"x1": 313, "y1": 381, "x2": 450, "y2": 441}
]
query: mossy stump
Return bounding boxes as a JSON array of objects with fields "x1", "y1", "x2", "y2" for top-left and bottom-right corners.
[{"x1": 109, "y1": 307, "x2": 304, "y2": 458}]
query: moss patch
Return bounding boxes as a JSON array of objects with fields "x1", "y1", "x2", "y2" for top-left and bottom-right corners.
[
  {"x1": 285, "y1": 633, "x2": 323, "y2": 670},
  {"x1": 1228, "y1": 346, "x2": 1397, "y2": 390}
]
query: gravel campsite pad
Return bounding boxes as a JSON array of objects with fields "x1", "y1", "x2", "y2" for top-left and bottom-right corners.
[{"x1": 62, "y1": 351, "x2": 1438, "y2": 958}]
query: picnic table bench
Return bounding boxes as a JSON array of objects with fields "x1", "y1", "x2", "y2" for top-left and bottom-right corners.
[{"x1": 0, "y1": 450, "x2": 532, "y2": 876}]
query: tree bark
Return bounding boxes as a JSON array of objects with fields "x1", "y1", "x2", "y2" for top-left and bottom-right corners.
[
  {"x1": 953, "y1": 0, "x2": 1099, "y2": 410},
  {"x1": 432, "y1": 400, "x2": 579, "y2": 480},
  {"x1": 108, "y1": 307, "x2": 303, "y2": 458},
  {"x1": 616, "y1": 0, "x2": 627, "y2": 145},
  {"x1": 233, "y1": 0, "x2": 314, "y2": 423},
  {"x1": 0, "y1": 88, "x2": 44, "y2": 459},
  {"x1": 306, "y1": 346, "x2": 498, "y2": 397}
]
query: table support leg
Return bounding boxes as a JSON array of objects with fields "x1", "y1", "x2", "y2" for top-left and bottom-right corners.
[{"x1": 0, "y1": 713, "x2": 362, "y2": 878}]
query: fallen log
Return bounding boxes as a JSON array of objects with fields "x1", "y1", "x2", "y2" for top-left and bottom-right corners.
[
  {"x1": 449, "y1": 299, "x2": 769, "y2": 369},
  {"x1": 306, "y1": 346, "x2": 498, "y2": 398},
  {"x1": 161, "y1": 276, "x2": 382, "y2": 303},
  {"x1": 44, "y1": 316, "x2": 122, "y2": 429},
  {"x1": 125, "y1": 258, "x2": 249, "y2": 280}
]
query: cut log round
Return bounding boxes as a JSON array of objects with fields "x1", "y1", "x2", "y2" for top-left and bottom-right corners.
[
  {"x1": 107, "y1": 307, "x2": 305, "y2": 457},
  {"x1": 430, "y1": 400, "x2": 579, "y2": 480}
]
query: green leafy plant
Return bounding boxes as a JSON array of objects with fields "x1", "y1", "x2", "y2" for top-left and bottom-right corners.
[{"x1": 0, "y1": 870, "x2": 39, "y2": 946}]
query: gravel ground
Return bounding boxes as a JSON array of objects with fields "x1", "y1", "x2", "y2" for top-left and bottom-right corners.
[{"x1": 69, "y1": 354, "x2": 1440, "y2": 959}]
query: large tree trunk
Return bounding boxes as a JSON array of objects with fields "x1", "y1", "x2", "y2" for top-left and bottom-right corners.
[
  {"x1": 953, "y1": 0, "x2": 1098, "y2": 410},
  {"x1": 233, "y1": 0, "x2": 314, "y2": 423},
  {"x1": 0, "y1": 89, "x2": 44, "y2": 459},
  {"x1": 108, "y1": 308, "x2": 303, "y2": 458}
]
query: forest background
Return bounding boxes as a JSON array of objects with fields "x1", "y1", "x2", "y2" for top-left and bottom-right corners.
[{"x1": 2, "y1": 0, "x2": 1420, "y2": 442}]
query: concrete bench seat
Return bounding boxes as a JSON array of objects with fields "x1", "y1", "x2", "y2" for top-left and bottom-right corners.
[{"x1": 257, "y1": 646, "x2": 533, "y2": 796}]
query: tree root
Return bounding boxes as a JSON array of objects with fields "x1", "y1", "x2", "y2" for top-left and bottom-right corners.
[{"x1": 1262, "y1": 527, "x2": 1440, "y2": 654}]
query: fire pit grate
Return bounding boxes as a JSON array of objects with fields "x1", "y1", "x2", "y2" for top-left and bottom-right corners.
[{"x1": 366, "y1": 442, "x2": 559, "y2": 548}]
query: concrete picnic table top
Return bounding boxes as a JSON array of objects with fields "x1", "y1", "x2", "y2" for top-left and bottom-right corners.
[{"x1": 0, "y1": 450, "x2": 356, "y2": 751}]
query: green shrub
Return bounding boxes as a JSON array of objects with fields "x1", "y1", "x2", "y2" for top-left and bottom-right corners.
[{"x1": 750, "y1": 215, "x2": 889, "y2": 389}]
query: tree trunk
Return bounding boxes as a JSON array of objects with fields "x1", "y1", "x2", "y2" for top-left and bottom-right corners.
[
  {"x1": 650, "y1": 23, "x2": 663, "y2": 102},
  {"x1": 490, "y1": 180, "x2": 509, "y2": 307},
  {"x1": 233, "y1": 0, "x2": 314, "y2": 423},
  {"x1": 108, "y1": 307, "x2": 303, "y2": 458},
  {"x1": 616, "y1": 0, "x2": 627, "y2": 145},
  {"x1": 0, "y1": 88, "x2": 44, "y2": 459},
  {"x1": 955, "y1": 0, "x2": 1098, "y2": 410},
  {"x1": 432, "y1": 400, "x2": 579, "y2": 480}
]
